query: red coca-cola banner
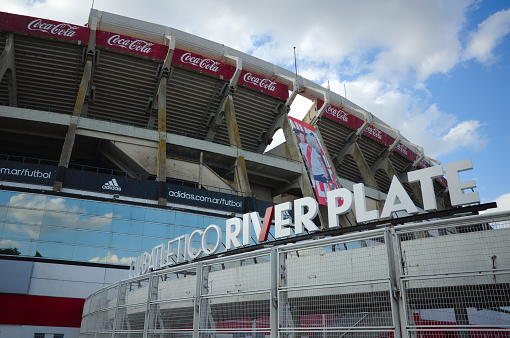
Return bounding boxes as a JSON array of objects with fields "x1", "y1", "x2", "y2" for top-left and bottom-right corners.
[
  {"x1": 0, "y1": 12, "x2": 89, "y2": 43},
  {"x1": 238, "y1": 70, "x2": 289, "y2": 101},
  {"x1": 321, "y1": 102, "x2": 364, "y2": 130},
  {"x1": 418, "y1": 160, "x2": 448, "y2": 187},
  {"x1": 95, "y1": 30, "x2": 169, "y2": 60},
  {"x1": 363, "y1": 124, "x2": 395, "y2": 146},
  {"x1": 172, "y1": 48, "x2": 235, "y2": 79},
  {"x1": 394, "y1": 141, "x2": 418, "y2": 162}
]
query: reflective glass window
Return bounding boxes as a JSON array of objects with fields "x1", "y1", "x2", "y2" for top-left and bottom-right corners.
[
  {"x1": 75, "y1": 230, "x2": 111, "y2": 247},
  {"x1": 77, "y1": 214, "x2": 112, "y2": 232},
  {"x1": 0, "y1": 190, "x2": 12, "y2": 206},
  {"x1": 0, "y1": 238, "x2": 37, "y2": 256},
  {"x1": 45, "y1": 196, "x2": 81, "y2": 213},
  {"x1": 39, "y1": 227, "x2": 76, "y2": 244},
  {"x1": 141, "y1": 236, "x2": 167, "y2": 252},
  {"x1": 144, "y1": 208, "x2": 174, "y2": 224},
  {"x1": 2, "y1": 223, "x2": 41, "y2": 240},
  {"x1": 36, "y1": 241, "x2": 74, "y2": 260},
  {"x1": 131, "y1": 206, "x2": 146, "y2": 221},
  {"x1": 8, "y1": 193, "x2": 47, "y2": 209},
  {"x1": 0, "y1": 206, "x2": 7, "y2": 221},
  {"x1": 142, "y1": 222, "x2": 173, "y2": 239},
  {"x1": 72, "y1": 245, "x2": 109, "y2": 263},
  {"x1": 42, "y1": 211, "x2": 79, "y2": 228},
  {"x1": 111, "y1": 219, "x2": 144, "y2": 236},
  {"x1": 173, "y1": 226, "x2": 195, "y2": 238},
  {"x1": 111, "y1": 233, "x2": 142, "y2": 251},
  {"x1": 107, "y1": 248, "x2": 141, "y2": 265},
  {"x1": 6, "y1": 207, "x2": 44, "y2": 225},
  {"x1": 112, "y1": 204, "x2": 133, "y2": 219},
  {"x1": 80, "y1": 200, "x2": 114, "y2": 217}
]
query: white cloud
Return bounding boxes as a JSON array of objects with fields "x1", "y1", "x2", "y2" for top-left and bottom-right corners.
[
  {"x1": 89, "y1": 250, "x2": 135, "y2": 265},
  {"x1": 463, "y1": 8, "x2": 510, "y2": 64},
  {"x1": 0, "y1": 0, "x2": 502, "y2": 160},
  {"x1": 492, "y1": 193, "x2": 510, "y2": 212},
  {"x1": 324, "y1": 76, "x2": 487, "y2": 158}
]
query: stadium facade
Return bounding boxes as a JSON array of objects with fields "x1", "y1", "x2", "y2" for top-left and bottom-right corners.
[{"x1": 0, "y1": 9, "x2": 507, "y2": 338}]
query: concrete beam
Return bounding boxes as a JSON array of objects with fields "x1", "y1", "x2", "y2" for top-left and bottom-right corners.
[
  {"x1": 157, "y1": 75, "x2": 168, "y2": 205},
  {"x1": 205, "y1": 84, "x2": 229, "y2": 140},
  {"x1": 0, "y1": 33, "x2": 17, "y2": 105},
  {"x1": 224, "y1": 94, "x2": 252, "y2": 195},
  {"x1": 256, "y1": 102, "x2": 287, "y2": 152},
  {"x1": 54, "y1": 24, "x2": 98, "y2": 192},
  {"x1": 257, "y1": 88, "x2": 299, "y2": 153},
  {"x1": 351, "y1": 142, "x2": 378, "y2": 190}
]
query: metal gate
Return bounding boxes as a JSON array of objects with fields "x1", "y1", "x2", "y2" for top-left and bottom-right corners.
[{"x1": 80, "y1": 211, "x2": 510, "y2": 337}]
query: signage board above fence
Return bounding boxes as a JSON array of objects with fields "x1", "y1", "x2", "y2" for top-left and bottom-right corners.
[
  {"x1": 0, "y1": 12, "x2": 89, "y2": 44},
  {"x1": 0, "y1": 160, "x2": 57, "y2": 186},
  {"x1": 167, "y1": 183, "x2": 245, "y2": 213}
]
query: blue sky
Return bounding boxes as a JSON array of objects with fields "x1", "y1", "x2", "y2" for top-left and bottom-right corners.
[{"x1": 2, "y1": 0, "x2": 509, "y2": 211}]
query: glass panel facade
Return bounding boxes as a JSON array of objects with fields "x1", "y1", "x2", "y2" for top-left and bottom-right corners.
[{"x1": 0, "y1": 190, "x2": 227, "y2": 265}]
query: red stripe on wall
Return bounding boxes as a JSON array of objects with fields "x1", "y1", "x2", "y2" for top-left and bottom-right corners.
[{"x1": 0, "y1": 293, "x2": 85, "y2": 328}]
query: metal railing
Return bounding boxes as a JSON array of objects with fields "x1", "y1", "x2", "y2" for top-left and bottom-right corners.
[{"x1": 79, "y1": 210, "x2": 510, "y2": 337}]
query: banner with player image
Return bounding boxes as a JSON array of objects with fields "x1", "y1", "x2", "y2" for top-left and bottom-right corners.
[{"x1": 289, "y1": 116, "x2": 338, "y2": 206}]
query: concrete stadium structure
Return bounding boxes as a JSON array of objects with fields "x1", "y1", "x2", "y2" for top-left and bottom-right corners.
[{"x1": 0, "y1": 9, "x2": 502, "y2": 338}]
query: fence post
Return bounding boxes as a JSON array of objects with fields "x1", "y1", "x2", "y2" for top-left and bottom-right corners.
[
  {"x1": 385, "y1": 227, "x2": 403, "y2": 338},
  {"x1": 193, "y1": 262, "x2": 203, "y2": 338},
  {"x1": 270, "y1": 247, "x2": 278, "y2": 337}
]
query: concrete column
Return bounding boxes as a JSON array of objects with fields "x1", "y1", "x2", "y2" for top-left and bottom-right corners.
[
  {"x1": 0, "y1": 33, "x2": 17, "y2": 105},
  {"x1": 224, "y1": 94, "x2": 252, "y2": 196},
  {"x1": 53, "y1": 59, "x2": 93, "y2": 191},
  {"x1": 350, "y1": 142, "x2": 378, "y2": 189},
  {"x1": 53, "y1": 22, "x2": 98, "y2": 191},
  {"x1": 157, "y1": 76, "x2": 167, "y2": 205}
]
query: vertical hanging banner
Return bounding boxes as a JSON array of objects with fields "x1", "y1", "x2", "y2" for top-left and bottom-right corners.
[{"x1": 289, "y1": 117, "x2": 338, "y2": 206}]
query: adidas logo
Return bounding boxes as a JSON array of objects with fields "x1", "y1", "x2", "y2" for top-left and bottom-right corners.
[{"x1": 102, "y1": 178, "x2": 121, "y2": 191}]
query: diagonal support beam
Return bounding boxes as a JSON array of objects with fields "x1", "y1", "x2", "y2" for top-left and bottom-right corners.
[
  {"x1": 256, "y1": 88, "x2": 299, "y2": 152},
  {"x1": 53, "y1": 22, "x2": 98, "y2": 191},
  {"x1": 0, "y1": 33, "x2": 17, "y2": 105},
  {"x1": 205, "y1": 83, "x2": 229, "y2": 140}
]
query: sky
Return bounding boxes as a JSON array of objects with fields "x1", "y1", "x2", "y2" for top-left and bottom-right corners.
[{"x1": 2, "y1": 0, "x2": 509, "y2": 212}]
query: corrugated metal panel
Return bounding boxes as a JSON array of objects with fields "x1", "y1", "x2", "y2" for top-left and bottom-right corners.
[
  {"x1": 13, "y1": 35, "x2": 84, "y2": 113},
  {"x1": 358, "y1": 137, "x2": 386, "y2": 168},
  {"x1": 166, "y1": 67, "x2": 226, "y2": 139},
  {"x1": 403, "y1": 182, "x2": 421, "y2": 207},
  {"x1": 87, "y1": 50, "x2": 159, "y2": 126},
  {"x1": 317, "y1": 118, "x2": 352, "y2": 158},
  {"x1": 0, "y1": 77, "x2": 8, "y2": 104},
  {"x1": 232, "y1": 86, "x2": 281, "y2": 151},
  {"x1": 336, "y1": 154, "x2": 362, "y2": 184},
  {"x1": 374, "y1": 168, "x2": 391, "y2": 193},
  {"x1": 390, "y1": 152, "x2": 412, "y2": 173},
  {"x1": 0, "y1": 31, "x2": 6, "y2": 54}
]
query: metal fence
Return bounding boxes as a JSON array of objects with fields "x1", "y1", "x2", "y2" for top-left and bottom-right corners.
[{"x1": 80, "y1": 211, "x2": 510, "y2": 337}]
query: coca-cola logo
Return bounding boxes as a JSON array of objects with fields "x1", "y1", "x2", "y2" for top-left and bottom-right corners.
[
  {"x1": 396, "y1": 143, "x2": 408, "y2": 155},
  {"x1": 365, "y1": 125, "x2": 383, "y2": 140},
  {"x1": 27, "y1": 18, "x2": 79, "y2": 38},
  {"x1": 107, "y1": 35, "x2": 153, "y2": 54},
  {"x1": 180, "y1": 52, "x2": 221, "y2": 72},
  {"x1": 326, "y1": 105, "x2": 349, "y2": 122},
  {"x1": 243, "y1": 73, "x2": 277, "y2": 92}
]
